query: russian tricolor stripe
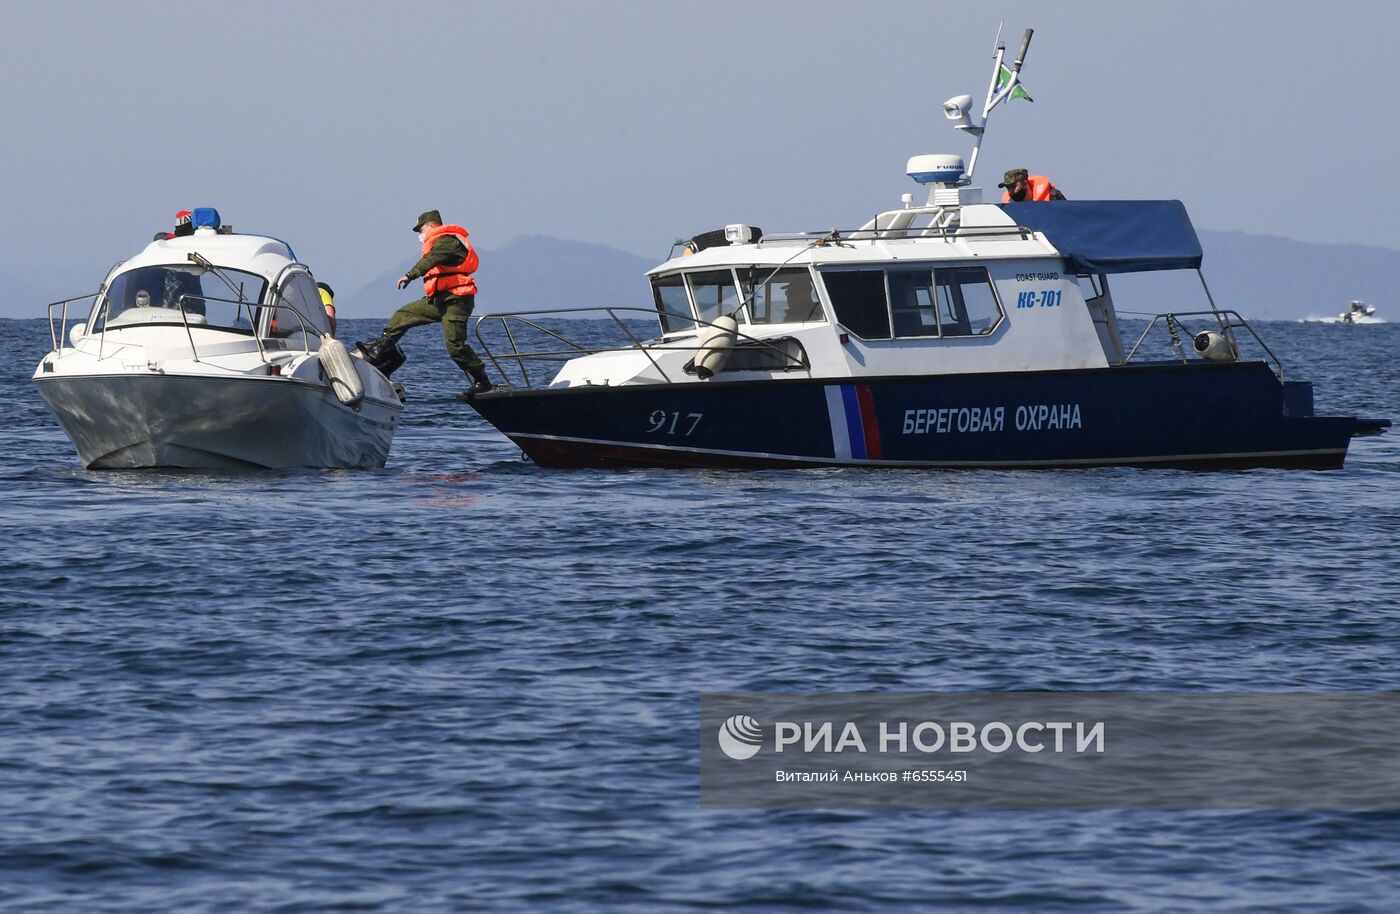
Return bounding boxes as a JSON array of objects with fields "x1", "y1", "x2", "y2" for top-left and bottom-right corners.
[{"x1": 825, "y1": 383, "x2": 882, "y2": 461}]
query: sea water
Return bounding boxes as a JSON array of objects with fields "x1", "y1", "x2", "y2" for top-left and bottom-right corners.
[{"x1": 1, "y1": 316, "x2": 1397, "y2": 912}]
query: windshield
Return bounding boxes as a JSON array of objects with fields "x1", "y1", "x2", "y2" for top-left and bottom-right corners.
[
  {"x1": 263, "y1": 271, "x2": 330, "y2": 346},
  {"x1": 93, "y1": 264, "x2": 267, "y2": 333},
  {"x1": 687, "y1": 270, "x2": 741, "y2": 325},
  {"x1": 652, "y1": 273, "x2": 695, "y2": 333}
]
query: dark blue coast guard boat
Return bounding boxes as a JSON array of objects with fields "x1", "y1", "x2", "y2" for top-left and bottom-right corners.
[{"x1": 466, "y1": 28, "x2": 1386, "y2": 470}]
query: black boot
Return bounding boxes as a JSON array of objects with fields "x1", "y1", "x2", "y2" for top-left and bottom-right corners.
[
  {"x1": 458, "y1": 367, "x2": 494, "y2": 401},
  {"x1": 355, "y1": 335, "x2": 406, "y2": 377}
]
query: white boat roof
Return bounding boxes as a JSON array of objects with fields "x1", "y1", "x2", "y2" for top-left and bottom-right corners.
[
  {"x1": 115, "y1": 230, "x2": 298, "y2": 282},
  {"x1": 648, "y1": 199, "x2": 1203, "y2": 277},
  {"x1": 647, "y1": 204, "x2": 1048, "y2": 275}
]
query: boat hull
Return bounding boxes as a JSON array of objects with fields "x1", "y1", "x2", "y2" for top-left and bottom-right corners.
[
  {"x1": 34, "y1": 373, "x2": 402, "y2": 469},
  {"x1": 468, "y1": 361, "x2": 1360, "y2": 470}
]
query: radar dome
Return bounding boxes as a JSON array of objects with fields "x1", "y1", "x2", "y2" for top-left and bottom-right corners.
[{"x1": 906, "y1": 154, "x2": 965, "y2": 185}]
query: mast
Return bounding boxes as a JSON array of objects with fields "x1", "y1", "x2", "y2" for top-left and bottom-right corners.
[{"x1": 945, "y1": 27, "x2": 1034, "y2": 182}]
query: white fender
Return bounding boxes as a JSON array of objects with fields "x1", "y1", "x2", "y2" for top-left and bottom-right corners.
[
  {"x1": 694, "y1": 315, "x2": 738, "y2": 379},
  {"x1": 318, "y1": 335, "x2": 365, "y2": 405}
]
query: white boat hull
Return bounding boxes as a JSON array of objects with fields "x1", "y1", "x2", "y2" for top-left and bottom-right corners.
[{"x1": 34, "y1": 373, "x2": 401, "y2": 469}]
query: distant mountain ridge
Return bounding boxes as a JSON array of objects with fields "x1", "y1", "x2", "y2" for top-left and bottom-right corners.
[
  {"x1": 338, "y1": 234, "x2": 658, "y2": 319},
  {"x1": 339, "y1": 230, "x2": 1394, "y2": 324},
  {"x1": 0, "y1": 268, "x2": 64, "y2": 317},
  {"x1": 2, "y1": 231, "x2": 1394, "y2": 322},
  {"x1": 1193, "y1": 230, "x2": 1393, "y2": 320}
]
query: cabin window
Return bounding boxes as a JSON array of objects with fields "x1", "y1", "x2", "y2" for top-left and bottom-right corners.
[
  {"x1": 265, "y1": 272, "x2": 329, "y2": 345},
  {"x1": 822, "y1": 270, "x2": 891, "y2": 339},
  {"x1": 686, "y1": 270, "x2": 741, "y2": 325},
  {"x1": 652, "y1": 273, "x2": 694, "y2": 333},
  {"x1": 742, "y1": 267, "x2": 825, "y2": 324},
  {"x1": 935, "y1": 266, "x2": 1001, "y2": 336},
  {"x1": 888, "y1": 269, "x2": 938, "y2": 338},
  {"x1": 93, "y1": 264, "x2": 265, "y2": 334}
]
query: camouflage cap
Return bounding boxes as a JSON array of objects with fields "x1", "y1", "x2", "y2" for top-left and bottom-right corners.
[
  {"x1": 998, "y1": 168, "x2": 1029, "y2": 188},
  {"x1": 413, "y1": 209, "x2": 443, "y2": 232}
]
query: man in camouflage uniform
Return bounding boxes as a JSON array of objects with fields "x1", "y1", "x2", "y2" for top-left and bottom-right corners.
[
  {"x1": 380, "y1": 209, "x2": 493, "y2": 399},
  {"x1": 998, "y1": 168, "x2": 1066, "y2": 202}
]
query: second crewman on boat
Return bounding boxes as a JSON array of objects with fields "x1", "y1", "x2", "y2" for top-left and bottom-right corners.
[{"x1": 999, "y1": 168, "x2": 1066, "y2": 202}]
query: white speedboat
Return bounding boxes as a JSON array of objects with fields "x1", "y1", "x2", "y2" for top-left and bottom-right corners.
[
  {"x1": 464, "y1": 28, "x2": 1388, "y2": 470},
  {"x1": 33, "y1": 210, "x2": 404, "y2": 469},
  {"x1": 1338, "y1": 300, "x2": 1378, "y2": 323}
]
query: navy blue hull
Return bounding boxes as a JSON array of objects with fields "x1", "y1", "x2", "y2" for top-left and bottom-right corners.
[{"x1": 468, "y1": 362, "x2": 1360, "y2": 470}]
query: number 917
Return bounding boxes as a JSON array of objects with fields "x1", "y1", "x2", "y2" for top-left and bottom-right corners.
[{"x1": 647, "y1": 410, "x2": 703, "y2": 436}]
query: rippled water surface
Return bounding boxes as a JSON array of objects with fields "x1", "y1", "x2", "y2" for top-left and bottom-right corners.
[{"x1": 2, "y1": 316, "x2": 1398, "y2": 912}]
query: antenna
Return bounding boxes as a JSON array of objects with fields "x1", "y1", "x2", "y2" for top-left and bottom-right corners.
[{"x1": 942, "y1": 26, "x2": 1035, "y2": 180}]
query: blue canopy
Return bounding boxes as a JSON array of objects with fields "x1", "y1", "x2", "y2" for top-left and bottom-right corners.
[{"x1": 999, "y1": 200, "x2": 1203, "y2": 274}]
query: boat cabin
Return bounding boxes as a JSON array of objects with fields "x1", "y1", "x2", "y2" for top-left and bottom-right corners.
[
  {"x1": 543, "y1": 198, "x2": 1203, "y2": 389},
  {"x1": 81, "y1": 228, "x2": 331, "y2": 350}
]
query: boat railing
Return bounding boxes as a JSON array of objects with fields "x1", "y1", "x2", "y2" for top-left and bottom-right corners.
[
  {"x1": 167, "y1": 294, "x2": 328, "y2": 366},
  {"x1": 746, "y1": 222, "x2": 1036, "y2": 247},
  {"x1": 667, "y1": 220, "x2": 1036, "y2": 257},
  {"x1": 158, "y1": 293, "x2": 267, "y2": 364},
  {"x1": 473, "y1": 307, "x2": 809, "y2": 390},
  {"x1": 44, "y1": 293, "x2": 102, "y2": 360},
  {"x1": 68, "y1": 290, "x2": 326, "y2": 369},
  {"x1": 1122, "y1": 309, "x2": 1285, "y2": 379}
]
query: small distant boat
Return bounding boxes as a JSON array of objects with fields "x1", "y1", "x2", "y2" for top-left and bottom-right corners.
[
  {"x1": 32, "y1": 209, "x2": 404, "y2": 469},
  {"x1": 1338, "y1": 300, "x2": 1378, "y2": 324}
]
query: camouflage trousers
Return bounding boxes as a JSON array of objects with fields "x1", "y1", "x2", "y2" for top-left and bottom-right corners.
[{"x1": 382, "y1": 293, "x2": 485, "y2": 377}]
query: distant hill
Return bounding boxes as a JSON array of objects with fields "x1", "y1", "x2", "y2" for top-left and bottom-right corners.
[
  {"x1": 337, "y1": 234, "x2": 658, "y2": 319},
  {"x1": 0, "y1": 268, "x2": 64, "y2": 317},
  {"x1": 2, "y1": 230, "x2": 1393, "y2": 322},
  {"x1": 339, "y1": 230, "x2": 1393, "y2": 324},
  {"x1": 1158, "y1": 230, "x2": 1394, "y2": 321}
]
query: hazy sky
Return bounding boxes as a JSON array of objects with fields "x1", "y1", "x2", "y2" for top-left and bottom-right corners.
[{"x1": 1, "y1": 0, "x2": 1395, "y2": 315}]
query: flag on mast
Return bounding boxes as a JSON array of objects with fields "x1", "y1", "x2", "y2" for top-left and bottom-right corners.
[{"x1": 996, "y1": 64, "x2": 1033, "y2": 102}]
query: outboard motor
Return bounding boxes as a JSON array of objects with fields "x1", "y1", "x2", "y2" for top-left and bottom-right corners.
[{"x1": 355, "y1": 335, "x2": 406, "y2": 377}]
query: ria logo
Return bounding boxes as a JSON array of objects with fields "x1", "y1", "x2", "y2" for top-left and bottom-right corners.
[{"x1": 717, "y1": 715, "x2": 763, "y2": 760}]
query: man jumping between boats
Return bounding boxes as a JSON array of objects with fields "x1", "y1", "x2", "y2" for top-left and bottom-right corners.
[{"x1": 374, "y1": 209, "x2": 493, "y2": 399}]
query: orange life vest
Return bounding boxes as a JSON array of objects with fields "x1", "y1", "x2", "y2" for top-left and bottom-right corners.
[
  {"x1": 1001, "y1": 175, "x2": 1058, "y2": 203},
  {"x1": 420, "y1": 223, "x2": 479, "y2": 297}
]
